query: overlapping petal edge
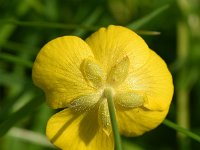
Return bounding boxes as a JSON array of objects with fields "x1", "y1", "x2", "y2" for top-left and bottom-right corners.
[{"x1": 32, "y1": 25, "x2": 174, "y2": 150}]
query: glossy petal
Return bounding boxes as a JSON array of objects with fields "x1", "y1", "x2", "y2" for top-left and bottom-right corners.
[
  {"x1": 46, "y1": 109, "x2": 114, "y2": 150},
  {"x1": 86, "y1": 25, "x2": 150, "y2": 74},
  {"x1": 32, "y1": 25, "x2": 174, "y2": 150},
  {"x1": 117, "y1": 50, "x2": 174, "y2": 111},
  {"x1": 116, "y1": 107, "x2": 169, "y2": 136},
  {"x1": 32, "y1": 36, "x2": 95, "y2": 108}
]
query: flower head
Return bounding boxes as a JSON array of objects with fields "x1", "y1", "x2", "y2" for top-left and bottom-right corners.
[{"x1": 32, "y1": 25, "x2": 173, "y2": 150}]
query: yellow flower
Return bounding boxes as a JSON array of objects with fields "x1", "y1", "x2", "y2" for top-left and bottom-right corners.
[{"x1": 32, "y1": 25, "x2": 174, "y2": 150}]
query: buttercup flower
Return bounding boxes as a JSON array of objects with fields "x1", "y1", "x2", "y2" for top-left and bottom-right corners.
[{"x1": 32, "y1": 25, "x2": 173, "y2": 150}]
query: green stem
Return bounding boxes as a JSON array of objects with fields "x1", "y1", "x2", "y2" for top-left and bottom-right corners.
[
  {"x1": 2, "y1": 19, "x2": 98, "y2": 31},
  {"x1": 104, "y1": 88, "x2": 123, "y2": 150},
  {"x1": 163, "y1": 119, "x2": 200, "y2": 142},
  {"x1": 176, "y1": 20, "x2": 190, "y2": 150}
]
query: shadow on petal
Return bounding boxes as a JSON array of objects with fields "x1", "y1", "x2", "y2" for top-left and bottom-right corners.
[
  {"x1": 46, "y1": 107, "x2": 113, "y2": 149},
  {"x1": 79, "y1": 110, "x2": 99, "y2": 145},
  {"x1": 50, "y1": 112, "x2": 79, "y2": 143}
]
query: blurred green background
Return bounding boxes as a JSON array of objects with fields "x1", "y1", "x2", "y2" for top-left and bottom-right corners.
[{"x1": 0, "y1": 0, "x2": 200, "y2": 150}]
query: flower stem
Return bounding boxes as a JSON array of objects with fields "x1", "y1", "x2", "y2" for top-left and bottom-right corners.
[
  {"x1": 176, "y1": 17, "x2": 190, "y2": 150},
  {"x1": 104, "y1": 88, "x2": 123, "y2": 150}
]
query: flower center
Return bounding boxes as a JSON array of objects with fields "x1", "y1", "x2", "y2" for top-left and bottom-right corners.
[{"x1": 68, "y1": 56, "x2": 146, "y2": 135}]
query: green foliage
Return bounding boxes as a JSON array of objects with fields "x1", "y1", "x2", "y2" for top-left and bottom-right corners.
[{"x1": 0, "y1": 0, "x2": 200, "y2": 149}]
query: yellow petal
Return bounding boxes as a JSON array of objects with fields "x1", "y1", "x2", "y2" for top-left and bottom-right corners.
[
  {"x1": 116, "y1": 107, "x2": 169, "y2": 136},
  {"x1": 117, "y1": 50, "x2": 174, "y2": 111},
  {"x1": 32, "y1": 36, "x2": 95, "y2": 108},
  {"x1": 86, "y1": 25, "x2": 150, "y2": 74},
  {"x1": 46, "y1": 109, "x2": 114, "y2": 150}
]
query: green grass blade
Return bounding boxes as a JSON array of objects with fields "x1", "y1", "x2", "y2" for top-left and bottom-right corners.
[
  {"x1": 135, "y1": 30, "x2": 161, "y2": 36},
  {"x1": 0, "y1": 96, "x2": 43, "y2": 137},
  {"x1": 0, "y1": 24, "x2": 16, "y2": 45},
  {"x1": 127, "y1": 5, "x2": 169, "y2": 30},
  {"x1": 7, "y1": 127, "x2": 54, "y2": 148},
  {"x1": 1, "y1": 41, "x2": 37, "y2": 52},
  {"x1": 72, "y1": 7, "x2": 102, "y2": 36},
  {"x1": 0, "y1": 0, "x2": 40, "y2": 46},
  {"x1": 0, "y1": 53, "x2": 32, "y2": 68},
  {"x1": 163, "y1": 119, "x2": 200, "y2": 142},
  {"x1": 2, "y1": 19, "x2": 98, "y2": 31}
]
